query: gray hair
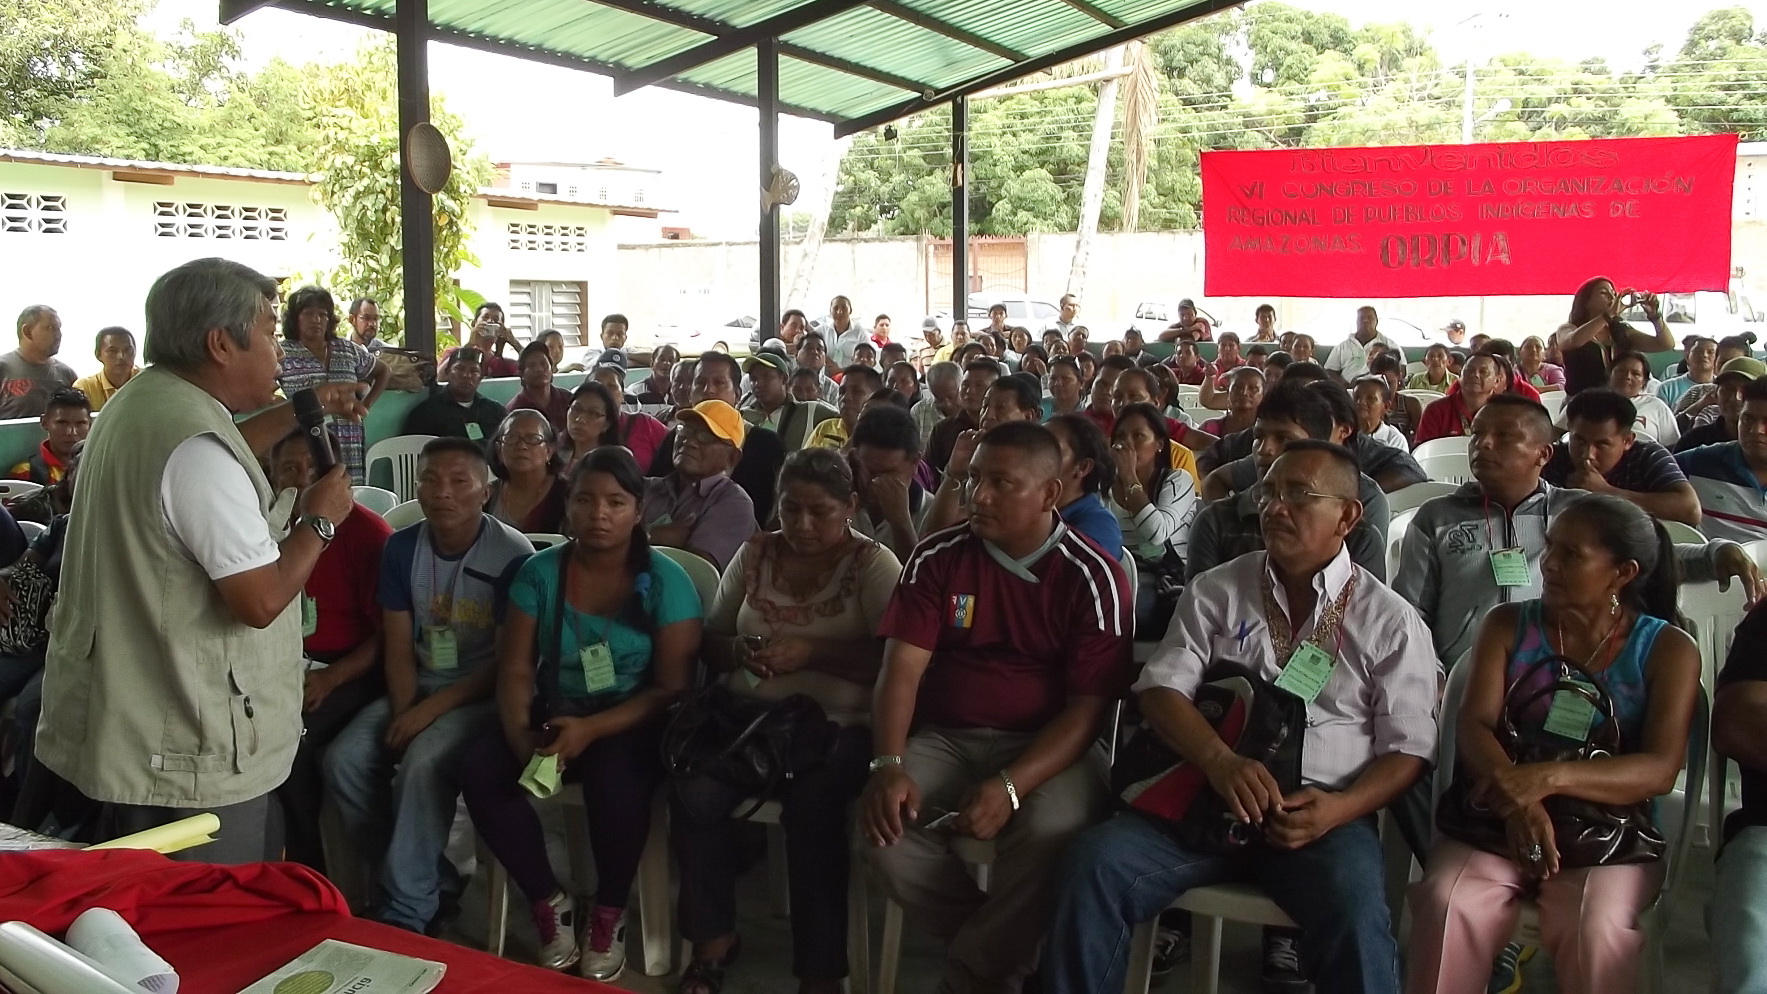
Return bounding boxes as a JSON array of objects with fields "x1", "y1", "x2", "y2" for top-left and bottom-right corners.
[
  {"x1": 143, "y1": 258, "x2": 277, "y2": 370},
  {"x1": 926, "y1": 360, "x2": 961, "y2": 386},
  {"x1": 15, "y1": 305, "x2": 54, "y2": 336}
]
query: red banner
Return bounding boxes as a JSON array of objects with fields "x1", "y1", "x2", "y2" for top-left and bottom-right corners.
[{"x1": 1201, "y1": 134, "x2": 1739, "y2": 297}]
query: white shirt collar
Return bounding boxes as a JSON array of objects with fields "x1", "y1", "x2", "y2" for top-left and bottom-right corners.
[
  {"x1": 1260, "y1": 544, "x2": 1355, "y2": 624},
  {"x1": 983, "y1": 518, "x2": 1069, "y2": 583}
]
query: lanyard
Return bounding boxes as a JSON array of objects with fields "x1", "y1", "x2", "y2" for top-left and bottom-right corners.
[
  {"x1": 425, "y1": 531, "x2": 468, "y2": 626},
  {"x1": 1259, "y1": 563, "x2": 1357, "y2": 663},
  {"x1": 1480, "y1": 492, "x2": 1550, "y2": 553}
]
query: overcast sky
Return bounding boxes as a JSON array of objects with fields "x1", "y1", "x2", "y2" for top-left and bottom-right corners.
[{"x1": 156, "y1": 0, "x2": 1767, "y2": 238}]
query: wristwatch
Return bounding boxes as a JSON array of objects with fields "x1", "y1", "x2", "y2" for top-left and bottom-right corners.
[
  {"x1": 299, "y1": 514, "x2": 336, "y2": 545},
  {"x1": 869, "y1": 755, "x2": 904, "y2": 774}
]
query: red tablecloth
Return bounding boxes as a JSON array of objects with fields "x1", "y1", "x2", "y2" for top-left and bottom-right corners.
[{"x1": 0, "y1": 849, "x2": 613, "y2": 993}]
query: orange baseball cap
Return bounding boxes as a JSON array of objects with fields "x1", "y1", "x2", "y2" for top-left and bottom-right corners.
[{"x1": 680, "y1": 399, "x2": 747, "y2": 448}]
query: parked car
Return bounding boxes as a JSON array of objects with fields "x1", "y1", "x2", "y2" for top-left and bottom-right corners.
[
  {"x1": 1128, "y1": 300, "x2": 1228, "y2": 339},
  {"x1": 1289, "y1": 310, "x2": 1435, "y2": 352},
  {"x1": 1619, "y1": 287, "x2": 1765, "y2": 343},
  {"x1": 963, "y1": 293, "x2": 1061, "y2": 330}
]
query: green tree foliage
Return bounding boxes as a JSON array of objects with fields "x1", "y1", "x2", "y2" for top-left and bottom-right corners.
[
  {"x1": 833, "y1": 3, "x2": 1767, "y2": 236},
  {"x1": 0, "y1": 0, "x2": 146, "y2": 144}
]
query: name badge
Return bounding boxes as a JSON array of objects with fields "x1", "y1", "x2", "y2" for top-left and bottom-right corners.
[
  {"x1": 1543, "y1": 685, "x2": 1599, "y2": 741},
  {"x1": 519, "y1": 752, "x2": 563, "y2": 798},
  {"x1": 427, "y1": 626, "x2": 459, "y2": 671},
  {"x1": 580, "y1": 642, "x2": 617, "y2": 694},
  {"x1": 301, "y1": 594, "x2": 319, "y2": 638},
  {"x1": 1490, "y1": 548, "x2": 1530, "y2": 587},
  {"x1": 466, "y1": 423, "x2": 484, "y2": 441},
  {"x1": 1273, "y1": 643, "x2": 1336, "y2": 704}
]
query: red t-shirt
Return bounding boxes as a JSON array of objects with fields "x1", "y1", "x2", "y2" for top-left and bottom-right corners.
[
  {"x1": 1084, "y1": 405, "x2": 1116, "y2": 439},
  {"x1": 440, "y1": 346, "x2": 519, "y2": 379},
  {"x1": 304, "y1": 503, "x2": 394, "y2": 657},
  {"x1": 880, "y1": 521, "x2": 1132, "y2": 732},
  {"x1": 1167, "y1": 360, "x2": 1215, "y2": 386}
]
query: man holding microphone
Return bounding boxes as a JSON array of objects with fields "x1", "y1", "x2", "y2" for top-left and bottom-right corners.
[{"x1": 35, "y1": 257, "x2": 361, "y2": 863}]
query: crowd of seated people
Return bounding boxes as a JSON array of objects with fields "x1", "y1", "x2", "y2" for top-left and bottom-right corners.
[{"x1": 15, "y1": 279, "x2": 1767, "y2": 994}]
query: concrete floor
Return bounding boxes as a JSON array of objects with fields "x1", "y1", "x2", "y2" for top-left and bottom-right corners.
[{"x1": 432, "y1": 803, "x2": 1723, "y2": 994}]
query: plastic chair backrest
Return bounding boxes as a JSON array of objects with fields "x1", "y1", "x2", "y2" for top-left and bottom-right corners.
[
  {"x1": 1538, "y1": 391, "x2": 1568, "y2": 422},
  {"x1": 1386, "y1": 481, "x2": 1458, "y2": 516},
  {"x1": 656, "y1": 546, "x2": 721, "y2": 612},
  {"x1": 365, "y1": 434, "x2": 438, "y2": 503},
  {"x1": 0, "y1": 480, "x2": 43, "y2": 499},
  {"x1": 16, "y1": 519, "x2": 45, "y2": 542},
  {"x1": 1417, "y1": 451, "x2": 1472, "y2": 485},
  {"x1": 1386, "y1": 507, "x2": 1417, "y2": 581},
  {"x1": 525, "y1": 532, "x2": 568, "y2": 550},
  {"x1": 1400, "y1": 389, "x2": 1444, "y2": 406},
  {"x1": 1744, "y1": 539, "x2": 1767, "y2": 572},
  {"x1": 382, "y1": 499, "x2": 426, "y2": 530},
  {"x1": 1411, "y1": 435, "x2": 1471, "y2": 462},
  {"x1": 1660, "y1": 519, "x2": 1707, "y2": 545},
  {"x1": 351, "y1": 486, "x2": 399, "y2": 516},
  {"x1": 1680, "y1": 579, "x2": 1749, "y2": 691}
]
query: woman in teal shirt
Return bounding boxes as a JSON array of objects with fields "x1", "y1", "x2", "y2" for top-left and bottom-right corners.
[{"x1": 461, "y1": 446, "x2": 703, "y2": 980}]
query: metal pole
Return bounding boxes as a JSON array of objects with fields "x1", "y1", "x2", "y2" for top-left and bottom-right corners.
[
  {"x1": 757, "y1": 37, "x2": 781, "y2": 335},
  {"x1": 951, "y1": 95, "x2": 969, "y2": 322},
  {"x1": 396, "y1": 0, "x2": 437, "y2": 356}
]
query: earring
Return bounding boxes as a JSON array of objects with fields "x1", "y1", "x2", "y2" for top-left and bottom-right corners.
[{"x1": 1611, "y1": 593, "x2": 1620, "y2": 612}]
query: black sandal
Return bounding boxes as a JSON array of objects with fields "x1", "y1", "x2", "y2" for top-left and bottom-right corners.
[{"x1": 678, "y1": 935, "x2": 742, "y2": 994}]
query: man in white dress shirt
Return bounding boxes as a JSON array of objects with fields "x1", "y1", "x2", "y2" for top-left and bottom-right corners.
[
  {"x1": 1323, "y1": 306, "x2": 1398, "y2": 387},
  {"x1": 1043, "y1": 440, "x2": 1437, "y2": 994}
]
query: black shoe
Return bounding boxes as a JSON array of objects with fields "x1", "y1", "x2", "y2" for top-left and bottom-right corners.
[
  {"x1": 1261, "y1": 927, "x2": 1311, "y2": 994},
  {"x1": 1150, "y1": 909, "x2": 1192, "y2": 984}
]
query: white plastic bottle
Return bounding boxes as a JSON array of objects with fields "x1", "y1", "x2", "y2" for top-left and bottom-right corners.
[{"x1": 65, "y1": 908, "x2": 178, "y2": 994}]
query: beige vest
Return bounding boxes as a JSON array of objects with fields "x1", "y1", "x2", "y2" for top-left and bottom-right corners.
[{"x1": 35, "y1": 366, "x2": 301, "y2": 807}]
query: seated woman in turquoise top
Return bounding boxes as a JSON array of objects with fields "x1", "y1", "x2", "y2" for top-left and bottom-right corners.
[
  {"x1": 1407, "y1": 494, "x2": 1700, "y2": 994},
  {"x1": 461, "y1": 446, "x2": 703, "y2": 981}
]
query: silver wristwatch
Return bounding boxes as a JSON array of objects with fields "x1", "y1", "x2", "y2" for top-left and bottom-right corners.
[
  {"x1": 869, "y1": 755, "x2": 904, "y2": 774},
  {"x1": 299, "y1": 514, "x2": 336, "y2": 545}
]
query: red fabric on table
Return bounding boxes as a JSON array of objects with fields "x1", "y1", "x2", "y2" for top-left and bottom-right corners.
[{"x1": 0, "y1": 850, "x2": 612, "y2": 993}]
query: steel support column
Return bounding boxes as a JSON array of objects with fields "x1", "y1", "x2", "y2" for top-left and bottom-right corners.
[
  {"x1": 757, "y1": 37, "x2": 781, "y2": 334},
  {"x1": 950, "y1": 95, "x2": 970, "y2": 322},
  {"x1": 396, "y1": 0, "x2": 437, "y2": 357}
]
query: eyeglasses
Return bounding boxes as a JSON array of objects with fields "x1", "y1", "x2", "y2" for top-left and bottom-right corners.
[
  {"x1": 680, "y1": 426, "x2": 733, "y2": 449},
  {"x1": 1253, "y1": 484, "x2": 1355, "y2": 509},
  {"x1": 501, "y1": 432, "x2": 551, "y2": 448},
  {"x1": 568, "y1": 407, "x2": 608, "y2": 423}
]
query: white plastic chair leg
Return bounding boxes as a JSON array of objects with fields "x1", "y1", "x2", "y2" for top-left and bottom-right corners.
[
  {"x1": 768, "y1": 822, "x2": 792, "y2": 918},
  {"x1": 482, "y1": 841, "x2": 511, "y2": 958},
  {"x1": 1189, "y1": 914, "x2": 1223, "y2": 994},
  {"x1": 846, "y1": 855, "x2": 871, "y2": 994},
  {"x1": 1123, "y1": 920, "x2": 1157, "y2": 994},
  {"x1": 637, "y1": 792, "x2": 674, "y2": 976},
  {"x1": 877, "y1": 897, "x2": 904, "y2": 994}
]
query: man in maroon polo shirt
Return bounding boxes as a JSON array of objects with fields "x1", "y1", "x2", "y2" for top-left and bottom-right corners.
[{"x1": 862, "y1": 420, "x2": 1133, "y2": 994}]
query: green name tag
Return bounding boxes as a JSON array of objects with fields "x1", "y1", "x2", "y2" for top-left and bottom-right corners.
[
  {"x1": 580, "y1": 642, "x2": 617, "y2": 694},
  {"x1": 427, "y1": 626, "x2": 459, "y2": 671},
  {"x1": 465, "y1": 422, "x2": 484, "y2": 441},
  {"x1": 1490, "y1": 548, "x2": 1530, "y2": 588},
  {"x1": 519, "y1": 752, "x2": 562, "y2": 798},
  {"x1": 300, "y1": 594, "x2": 318, "y2": 638},
  {"x1": 1273, "y1": 642, "x2": 1336, "y2": 704},
  {"x1": 1543, "y1": 686, "x2": 1599, "y2": 741}
]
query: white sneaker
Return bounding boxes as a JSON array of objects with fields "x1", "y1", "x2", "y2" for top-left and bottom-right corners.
[
  {"x1": 580, "y1": 905, "x2": 627, "y2": 981},
  {"x1": 531, "y1": 891, "x2": 580, "y2": 971}
]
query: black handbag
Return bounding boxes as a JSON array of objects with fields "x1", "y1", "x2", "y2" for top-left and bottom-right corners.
[
  {"x1": 1112, "y1": 662, "x2": 1307, "y2": 854},
  {"x1": 0, "y1": 559, "x2": 55, "y2": 655},
  {"x1": 1436, "y1": 653, "x2": 1665, "y2": 868},
  {"x1": 661, "y1": 682, "x2": 839, "y2": 819}
]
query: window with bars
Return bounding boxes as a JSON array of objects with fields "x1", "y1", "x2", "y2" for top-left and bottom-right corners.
[
  {"x1": 1, "y1": 193, "x2": 68, "y2": 234},
  {"x1": 505, "y1": 222, "x2": 589, "y2": 253},
  {"x1": 152, "y1": 202, "x2": 287, "y2": 240},
  {"x1": 507, "y1": 280, "x2": 587, "y2": 347}
]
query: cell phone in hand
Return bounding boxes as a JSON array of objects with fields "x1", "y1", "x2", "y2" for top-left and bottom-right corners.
[{"x1": 920, "y1": 807, "x2": 959, "y2": 831}]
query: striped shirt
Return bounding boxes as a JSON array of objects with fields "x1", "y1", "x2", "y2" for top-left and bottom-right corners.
[
  {"x1": 881, "y1": 519, "x2": 1133, "y2": 732},
  {"x1": 1677, "y1": 442, "x2": 1767, "y2": 542}
]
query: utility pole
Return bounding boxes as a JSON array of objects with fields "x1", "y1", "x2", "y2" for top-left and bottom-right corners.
[
  {"x1": 1069, "y1": 45, "x2": 1125, "y2": 302},
  {"x1": 1462, "y1": 56, "x2": 1475, "y2": 143}
]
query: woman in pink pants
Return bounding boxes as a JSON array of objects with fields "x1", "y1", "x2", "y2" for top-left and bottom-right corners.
[{"x1": 1407, "y1": 494, "x2": 1701, "y2": 994}]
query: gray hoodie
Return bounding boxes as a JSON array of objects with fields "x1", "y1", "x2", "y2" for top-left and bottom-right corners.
[{"x1": 1392, "y1": 480, "x2": 1735, "y2": 671}]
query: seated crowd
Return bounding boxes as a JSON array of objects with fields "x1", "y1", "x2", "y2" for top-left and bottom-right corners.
[{"x1": 10, "y1": 273, "x2": 1767, "y2": 994}]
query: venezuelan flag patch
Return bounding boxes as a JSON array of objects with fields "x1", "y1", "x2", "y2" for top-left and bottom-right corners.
[{"x1": 949, "y1": 594, "x2": 976, "y2": 629}]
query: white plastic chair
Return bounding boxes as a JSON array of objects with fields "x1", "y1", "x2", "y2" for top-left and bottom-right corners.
[
  {"x1": 1386, "y1": 481, "x2": 1458, "y2": 516},
  {"x1": 524, "y1": 532, "x2": 568, "y2": 550},
  {"x1": 0, "y1": 480, "x2": 43, "y2": 500},
  {"x1": 16, "y1": 519, "x2": 45, "y2": 542},
  {"x1": 1681, "y1": 582, "x2": 1749, "y2": 845},
  {"x1": 656, "y1": 546, "x2": 721, "y2": 608},
  {"x1": 1405, "y1": 361, "x2": 1427, "y2": 376},
  {"x1": 351, "y1": 485, "x2": 399, "y2": 516},
  {"x1": 877, "y1": 836, "x2": 995, "y2": 994},
  {"x1": 1660, "y1": 519, "x2": 1707, "y2": 545},
  {"x1": 1410, "y1": 436, "x2": 1470, "y2": 462},
  {"x1": 365, "y1": 434, "x2": 437, "y2": 503},
  {"x1": 1386, "y1": 507, "x2": 1418, "y2": 581},
  {"x1": 1538, "y1": 391, "x2": 1568, "y2": 422},
  {"x1": 1744, "y1": 539, "x2": 1767, "y2": 572},
  {"x1": 1416, "y1": 451, "x2": 1472, "y2": 485},
  {"x1": 382, "y1": 499, "x2": 425, "y2": 530},
  {"x1": 1400, "y1": 389, "x2": 1444, "y2": 406}
]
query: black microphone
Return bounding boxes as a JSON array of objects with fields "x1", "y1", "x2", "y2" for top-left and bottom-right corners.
[{"x1": 291, "y1": 388, "x2": 336, "y2": 474}]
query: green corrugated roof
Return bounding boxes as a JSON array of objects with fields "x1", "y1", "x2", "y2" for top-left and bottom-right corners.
[{"x1": 226, "y1": 0, "x2": 1231, "y2": 134}]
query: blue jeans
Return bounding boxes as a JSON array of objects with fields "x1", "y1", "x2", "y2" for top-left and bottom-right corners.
[
  {"x1": 322, "y1": 694, "x2": 494, "y2": 931},
  {"x1": 1044, "y1": 812, "x2": 1399, "y2": 994},
  {"x1": 1711, "y1": 825, "x2": 1767, "y2": 993}
]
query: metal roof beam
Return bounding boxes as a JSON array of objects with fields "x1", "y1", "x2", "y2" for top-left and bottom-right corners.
[
  {"x1": 834, "y1": 0, "x2": 1233, "y2": 136},
  {"x1": 218, "y1": 0, "x2": 275, "y2": 24},
  {"x1": 229, "y1": 0, "x2": 845, "y2": 123},
  {"x1": 574, "y1": 0, "x2": 726, "y2": 36},
  {"x1": 1052, "y1": 0, "x2": 1127, "y2": 29},
  {"x1": 613, "y1": 0, "x2": 873, "y2": 95},
  {"x1": 863, "y1": 0, "x2": 1026, "y2": 62},
  {"x1": 782, "y1": 46, "x2": 928, "y2": 94}
]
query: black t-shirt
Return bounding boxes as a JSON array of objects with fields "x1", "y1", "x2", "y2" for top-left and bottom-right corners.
[
  {"x1": 1718, "y1": 604, "x2": 1767, "y2": 843},
  {"x1": 1562, "y1": 321, "x2": 1646, "y2": 397},
  {"x1": 1674, "y1": 417, "x2": 1734, "y2": 454}
]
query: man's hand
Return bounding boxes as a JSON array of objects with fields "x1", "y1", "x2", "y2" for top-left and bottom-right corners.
[
  {"x1": 1717, "y1": 543, "x2": 1765, "y2": 608},
  {"x1": 946, "y1": 429, "x2": 982, "y2": 479},
  {"x1": 870, "y1": 472, "x2": 913, "y2": 525},
  {"x1": 1202, "y1": 753, "x2": 1284, "y2": 825},
  {"x1": 750, "y1": 637, "x2": 813, "y2": 677},
  {"x1": 1264, "y1": 787, "x2": 1346, "y2": 850},
  {"x1": 299, "y1": 465, "x2": 354, "y2": 525},
  {"x1": 303, "y1": 665, "x2": 340, "y2": 712},
  {"x1": 385, "y1": 696, "x2": 445, "y2": 751},
  {"x1": 862, "y1": 767, "x2": 921, "y2": 847},
  {"x1": 954, "y1": 775, "x2": 1015, "y2": 841},
  {"x1": 1567, "y1": 457, "x2": 1611, "y2": 493},
  {"x1": 538, "y1": 716, "x2": 599, "y2": 763},
  {"x1": 650, "y1": 518, "x2": 696, "y2": 548},
  {"x1": 311, "y1": 382, "x2": 368, "y2": 421}
]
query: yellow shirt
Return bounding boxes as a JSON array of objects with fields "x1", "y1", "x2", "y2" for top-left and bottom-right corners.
[
  {"x1": 1169, "y1": 440, "x2": 1201, "y2": 490},
  {"x1": 73, "y1": 368, "x2": 138, "y2": 411},
  {"x1": 805, "y1": 418, "x2": 850, "y2": 450}
]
